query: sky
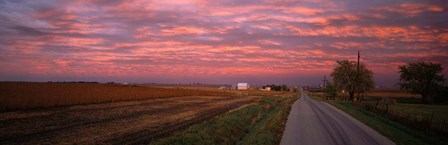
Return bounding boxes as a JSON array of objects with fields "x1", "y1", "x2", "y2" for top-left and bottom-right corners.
[{"x1": 0, "y1": 0, "x2": 447, "y2": 86}]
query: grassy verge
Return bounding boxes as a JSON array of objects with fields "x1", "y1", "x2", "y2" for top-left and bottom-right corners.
[
  {"x1": 309, "y1": 92, "x2": 448, "y2": 129},
  {"x1": 150, "y1": 94, "x2": 298, "y2": 145},
  {"x1": 377, "y1": 102, "x2": 448, "y2": 126},
  {"x1": 309, "y1": 95, "x2": 446, "y2": 145}
]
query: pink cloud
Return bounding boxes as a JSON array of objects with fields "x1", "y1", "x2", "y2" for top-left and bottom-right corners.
[
  {"x1": 258, "y1": 39, "x2": 282, "y2": 46},
  {"x1": 0, "y1": 0, "x2": 447, "y2": 85},
  {"x1": 282, "y1": 6, "x2": 325, "y2": 16},
  {"x1": 374, "y1": 3, "x2": 445, "y2": 17},
  {"x1": 286, "y1": 25, "x2": 443, "y2": 43},
  {"x1": 160, "y1": 26, "x2": 208, "y2": 36}
]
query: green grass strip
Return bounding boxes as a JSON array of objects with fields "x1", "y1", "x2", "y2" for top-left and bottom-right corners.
[
  {"x1": 316, "y1": 97, "x2": 446, "y2": 145},
  {"x1": 150, "y1": 95, "x2": 297, "y2": 145}
]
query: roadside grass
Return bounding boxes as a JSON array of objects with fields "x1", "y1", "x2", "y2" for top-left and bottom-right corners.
[
  {"x1": 310, "y1": 91, "x2": 448, "y2": 128},
  {"x1": 367, "y1": 101, "x2": 448, "y2": 126},
  {"x1": 362, "y1": 90, "x2": 448, "y2": 127},
  {"x1": 309, "y1": 94, "x2": 447, "y2": 145},
  {"x1": 362, "y1": 97, "x2": 448, "y2": 127},
  {"x1": 367, "y1": 90, "x2": 420, "y2": 98},
  {"x1": 150, "y1": 94, "x2": 298, "y2": 145}
]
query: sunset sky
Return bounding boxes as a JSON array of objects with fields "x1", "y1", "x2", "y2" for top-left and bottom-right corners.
[{"x1": 0, "y1": 0, "x2": 447, "y2": 86}]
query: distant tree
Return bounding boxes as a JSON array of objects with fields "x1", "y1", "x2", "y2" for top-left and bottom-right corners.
[
  {"x1": 263, "y1": 84, "x2": 289, "y2": 91},
  {"x1": 273, "y1": 84, "x2": 281, "y2": 91},
  {"x1": 325, "y1": 81, "x2": 337, "y2": 100},
  {"x1": 281, "y1": 84, "x2": 289, "y2": 91},
  {"x1": 397, "y1": 62, "x2": 445, "y2": 103},
  {"x1": 356, "y1": 64, "x2": 375, "y2": 101},
  {"x1": 292, "y1": 87, "x2": 298, "y2": 92},
  {"x1": 331, "y1": 60, "x2": 374, "y2": 101},
  {"x1": 275, "y1": 84, "x2": 281, "y2": 91},
  {"x1": 434, "y1": 86, "x2": 448, "y2": 103}
]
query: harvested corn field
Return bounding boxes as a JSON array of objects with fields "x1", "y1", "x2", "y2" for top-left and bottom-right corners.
[
  {"x1": 0, "y1": 82, "x2": 259, "y2": 144},
  {"x1": 0, "y1": 95, "x2": 258, "y2": 144}
]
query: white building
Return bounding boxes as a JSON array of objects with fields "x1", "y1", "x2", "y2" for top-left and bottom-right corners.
[
  {"x1": 237, "y1": 83, "x2": 249, "y2": 90},
  {"x1": 262, "y1": 86, "x2": 271, "y2": 91}
]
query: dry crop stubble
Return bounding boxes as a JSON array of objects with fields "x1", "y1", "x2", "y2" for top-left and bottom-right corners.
[{"x1": 0, "y1": 82, "x2": 230, "y2": 111}]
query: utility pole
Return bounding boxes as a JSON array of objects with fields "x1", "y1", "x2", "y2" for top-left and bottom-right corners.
[
  {"x1": 322, "y1": 75, "x2": 327, "y2": 99},
  {"x1": 357, "y1": 50, "x2": 360, "y2": 72},
  {"x1": 356, "y1": 50, "x2": 360, "y2": 101},
  {"x1": 322, "y1": 76, "x2": 327, "y2": 89}
]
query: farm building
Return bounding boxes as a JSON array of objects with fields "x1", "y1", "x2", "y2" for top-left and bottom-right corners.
[
  {"x1": 261, "y1": 86, "x2": 271, "y2": 91},
  {"x1": 218, "y1": 86, "x2": 231, "y2": 90},
  {"x1": 237, "y1": 83, "x2": 249, "y2": 90}
]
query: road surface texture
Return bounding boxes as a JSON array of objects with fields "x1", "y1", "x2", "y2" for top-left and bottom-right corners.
[
  {"x1": 0, "y1": 95, "x2": 257, "y2": 144},
  {"x1": 280, "y1": 92, "x2": 395, "y2": 145}
]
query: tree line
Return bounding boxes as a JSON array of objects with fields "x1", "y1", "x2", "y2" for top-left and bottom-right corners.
[
  {"x1": 326, "y1": 59, "x2": 446, "y2": 103},
  {"x1": 262, "y1": 84, "x2": 289, "y2": 91}
]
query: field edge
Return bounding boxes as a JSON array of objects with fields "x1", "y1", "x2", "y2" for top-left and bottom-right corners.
[{"x1": 149, "y1": 94, "x2": 298, "y2": 145}]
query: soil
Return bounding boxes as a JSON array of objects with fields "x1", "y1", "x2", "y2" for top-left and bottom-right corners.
[{"x1": 0, "y1": 95, "x2": 258, "y2": 144}]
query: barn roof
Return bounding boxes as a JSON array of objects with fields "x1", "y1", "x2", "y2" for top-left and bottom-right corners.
[{"x1": 237, "y1": 83, "x2": 248, "y2": 86}]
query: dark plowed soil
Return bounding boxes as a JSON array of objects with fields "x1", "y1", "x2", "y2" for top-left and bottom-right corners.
[{"x1": 0, "y1": 95, "x2": 257, "y2": 144}]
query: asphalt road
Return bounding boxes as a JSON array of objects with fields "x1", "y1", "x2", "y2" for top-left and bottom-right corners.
[{"x1": 280, "y1": 92, "x2": 395, "y2": 145}]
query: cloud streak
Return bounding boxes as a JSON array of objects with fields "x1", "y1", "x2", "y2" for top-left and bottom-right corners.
[{"x1": 0, "y1": 0, "x2": 447, "y2": 85}]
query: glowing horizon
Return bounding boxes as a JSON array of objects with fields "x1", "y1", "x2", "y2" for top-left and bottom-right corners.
[{"x1": 0, "y1": 0, "x2": 447, "y2": 86}]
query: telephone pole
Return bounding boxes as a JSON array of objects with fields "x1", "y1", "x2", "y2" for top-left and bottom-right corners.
[
  {"x1": 322, "y1": 76, "x2": 327, "y2": 89},
  {"x1": 355, "y1": 50, "x2": 360, "y2": 101},
  {"x1": 357, "y1": 50, "x2": 360, "y2": 73}
]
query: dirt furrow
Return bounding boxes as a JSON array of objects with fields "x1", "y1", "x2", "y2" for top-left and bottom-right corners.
[{"x1": 0, "y1": 95, "x2": 257, "y2": 144}]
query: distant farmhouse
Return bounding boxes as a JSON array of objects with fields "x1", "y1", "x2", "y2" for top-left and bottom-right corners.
[
  {"x1": 218, "y1": 85, "x2": 232, "y2": 90},
  {"x1": 261, "y1": 86, "x2": 271, "y2": 91},
  {"x1": 237, "y1": 83, "x2": 249, "y2": 90}
]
